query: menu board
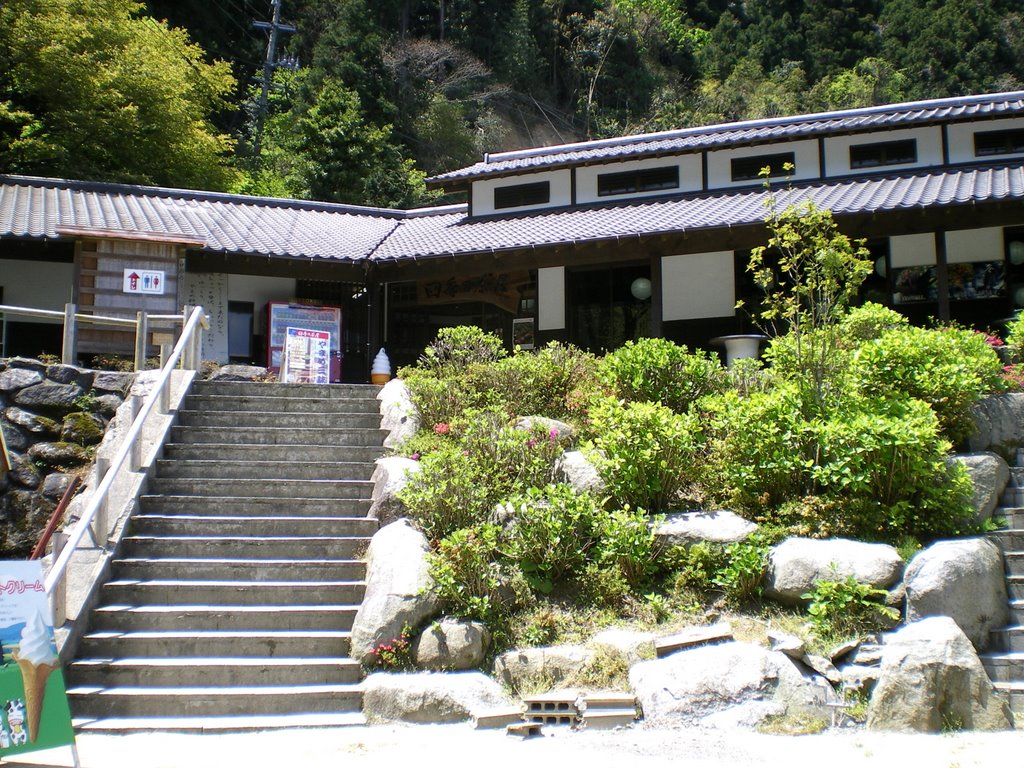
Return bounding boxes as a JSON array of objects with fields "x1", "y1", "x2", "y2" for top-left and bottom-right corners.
[{"x1": 266, "y1": 303, "x2": 342, "y2": 382}]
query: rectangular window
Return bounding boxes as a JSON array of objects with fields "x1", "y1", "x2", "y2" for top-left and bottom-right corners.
[
  {"x1": 493, "y1": 181, "x2": 550, "y2": 210},
  {"x1": 597, "y1": 165, "x2": 679, "y2": 197},
  {"x1": 849, "y1": 139, "x2": 917, "y2": 169},
  {"x1": 974, "y1": 128, "x2": 1024, "y2": 157},
  {"x1": 730, "y1": 152, "x2": 795, "y2": 182}
]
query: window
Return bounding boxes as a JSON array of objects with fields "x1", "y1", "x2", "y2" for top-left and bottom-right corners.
[
  {"x1": 849, "y1": 139, "x2": 917, "y2": 169},
  {"x1": 493, "y1": 181, "x2": 550, "y2": 209},
  {"x1": 974, "y1": 128, "x2": 1024, "y2": 157},
  {"x1": 597, "y1": 165, "x2": 679, "y2": 197},
  {"x1": 730, "y1": 152, "x2": 795, "y2": 182}
]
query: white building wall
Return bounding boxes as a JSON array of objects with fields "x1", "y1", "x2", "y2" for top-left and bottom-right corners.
[
  {"x1": 945, "y1": 227, "x2": 1005, "y2": 263},
  {"x1": 824, "y1": 126, "x2": 943, "y2": 177},
  {"x1": 471, "y1": 170, "x2": 572, "y2": 216},
  {"x1": 575, "y1": 155, "x2": 702, "y2": 204},
  {"x1": 706, "y1": 139, "x2": 819, "y2": 189},
  {"x1": 0, "y1": 259, "x2": 75, "y2": 311},
  {"x1": 889, "y1": 233, "x2": 937, "y2": 267},
  {"x1": 661, "y1": 252, "x2": 735, "y2": 321},
  {"x1": 947, "y1": 117, "x2": 1024, "y2": 164},
  {"x1": 537, "y1": 266, "x2": 565, "y2": 331}
]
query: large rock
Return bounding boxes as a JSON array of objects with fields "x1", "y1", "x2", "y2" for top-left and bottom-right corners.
[
  {"x1": 208, "y1": 364, "x2": 268, "y2": 381},
  {"x1": 591, "y1": 628, "x2": 656, "y2": 664},
  {"x1": 968, "y1": 393, "x2": 1024, "y2": 457},
  {"x1": 867, "y1": 617, "x2": 1012, "y2": 732},
  {"x1": 361, "y1": 671, "x2": 514, "y2": 724},
  {"x1": 493, "y1": 645, "x2": 596, "y2": 692},
  {"x1": 765, "y1": 537, "x2": 903, "y2": 605},
  {"x1": 27, "y1": 441, "x2": 91, "y2": 467},
  {"x1": 904, "y1": 538, "x2": 1008, "y2": 651},
  {"x1": 92, "y1": 371, "x2": 135, "y2": 394},
  {"x1": 13, "y1": 382, "x2": 83, "y2": 410},
  {"x1": 349, "y1": 519, "x2": 439, "y2": 665},
  {"x1": 0, "y1": 367, "x2": 44, "y2": 392},
  {"x1": 45, "y1": 364, "x2": 93, "y2": 388},
  {"x1": 379, "y1": 379, "x2": 418, "y2": 450},
  {"x1": 629, "y1": 641, "x2": 834, "y2": 727},
  {"x1": 556, "y1": 450, "x2": 605, "y2": 495},
  {"x1": 949, "y1": 452, "x2": 1009, "y2": 523},
  {"x1": 367, "y1": 456, "x2": 421, "y2": 526},
  {"x1": 413, "y1": 619, "x2": 490, "y2": 670},
  {"x1": 61, "y1": 412, "x2": 106, "y2": 445},
  {"x1": 514, "y1": 416, "x2": 575, "y2": 443},
  {"x1": 3, "y1": 407, "x2": 60, "y2": 436},
  {"x1": 654, "y1": 510, "x2": 757, "y2": 547}
]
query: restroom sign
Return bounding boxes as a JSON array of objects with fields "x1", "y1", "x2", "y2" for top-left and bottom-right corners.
[{"x1": 122, "y1": 269, "x2": 165, "y2": 295}]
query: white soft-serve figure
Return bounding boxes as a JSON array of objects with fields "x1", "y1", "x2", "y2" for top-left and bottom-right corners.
[{"x1": 11, "y1": 610, "x2": 58, "y2": 743}]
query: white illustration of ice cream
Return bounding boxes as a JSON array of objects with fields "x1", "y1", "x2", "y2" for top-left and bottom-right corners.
[{"x1": 11, "y1": 611, "x2": 58, "y2": 743}]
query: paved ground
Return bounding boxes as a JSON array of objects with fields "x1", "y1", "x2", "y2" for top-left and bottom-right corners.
[{"x1": 4, "y1": 723, "x2": 1021, "y2": 768}]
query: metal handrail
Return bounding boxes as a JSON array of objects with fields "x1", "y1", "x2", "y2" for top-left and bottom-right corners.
[
  {"x1": 30, "y1": 477, "x2": 82, "y2": 560},
  {"x1": 42, "y1": 305, "x2": 205, "y2": 605},
  {"x1": 0, "y1": 304, "x2": 136, "y2": 327}
]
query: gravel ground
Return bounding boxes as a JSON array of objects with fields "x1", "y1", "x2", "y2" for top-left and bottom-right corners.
[{"x1": 6, "y1": 722, "x2": 1021, "y2": 768}]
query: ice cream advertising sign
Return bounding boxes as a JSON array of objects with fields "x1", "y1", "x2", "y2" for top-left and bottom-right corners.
[{"x1": 0, "y1": 561, "x2": 75, "y2": 757}]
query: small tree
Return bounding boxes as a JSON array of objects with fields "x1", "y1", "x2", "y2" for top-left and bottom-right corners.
[{"x1": 743, "y1": 175, "x2": 871, "y2": 410}]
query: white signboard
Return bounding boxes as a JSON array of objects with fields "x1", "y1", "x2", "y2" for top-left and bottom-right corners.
[
  {"x1": 122, "y1": 269, "x2": 165, "y2": 295},
  {"x1": 181, "y1": 272, "x2": 229, "y2": 363},
  {"x1": 281, "y1": 328, "x2": 331, "y2": 384}
]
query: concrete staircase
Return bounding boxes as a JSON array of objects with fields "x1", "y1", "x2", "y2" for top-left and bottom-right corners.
[
  {"x1": 66, "y1": 380, "x2": 384, "y2": 731},
  {"x1": 982, "y1": 448, "x2": 1024, "y2": 716}
]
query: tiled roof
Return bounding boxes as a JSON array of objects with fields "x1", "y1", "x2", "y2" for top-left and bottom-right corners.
[
  {"x1": 0, "y1": 176, "x2": 417, "y2": 262},
  {"x1": 375, "y1": 163, "x2": 1024, "y2": 261},
  {"x1": 428, "y1": 91, "x2": 1024, "y2": 187}
]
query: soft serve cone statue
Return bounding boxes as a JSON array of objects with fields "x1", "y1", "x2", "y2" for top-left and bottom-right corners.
[
  {"x1": 371, "y1": 347, "x2": 391, "y2": 384},
  {"x1": 11, "y1": 611, "x2": 58, "y2": 743}
]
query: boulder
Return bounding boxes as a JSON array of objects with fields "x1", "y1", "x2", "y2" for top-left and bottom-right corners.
[
  {"x1": 3, "y1": 407, "x2": 60, "y2": 436},
  {"x1": 45, "y1": 364, "x2": 93, "y2": 388},
  {"x1": 840, "y1": 664, "x2": 881, "y2": 695},
  {"x1": 654, "y1": 510, "x2": 757, "y2": 547},
  {"x1": 766, "y1": 630, "x2": 805, "y2": 659},
  {"x1": 7, "y1": 453, "x2": 41, "y2": 489},
  {"x1": 629, "y1": 641, "x2": 835, "y2": 727},
  {"x1": 556, "y1": 450, "x2": 605, "y2": 495},
  {"x1": 765, "y1": 537, "x2": 903, "y2": 605},
  {"x1": 349, "y1": 519, "x2": 439, "y2": 665},
  {"x1": 61, "y1": 412, "x2": 106, "y2": 446},
  {"x1": 367, "y1": 456, "x2": 421, "y2": 526},
  {"x1": 27, "y1": 442, "x2": 91, "y2": 467},
  {"x1": 207, "y1": 364, "x2": 268, "y2": 382},
  {"x1": 361, "y1": 671, "x2": 514, "y2": 724},
  {"x1": 379, "y1": 379, "x2": 418, "y2": 450},
  {"x1": 493, "y1": 645, "x2": 596, "y2": 692},
  {"x1": 0, "y1": 422, "x2": 27, "y2": 452},
  {"x1": 591, "y1": 628, "x2": 657, "y2": 664},
  {"x1": 904, "y1": 538, "x2": 1008, "y2": 651},
  {"x1": 948, "y1": 452, "x2": 1009, "y2": 523},
  {"x1": 514, "y1": 416, "x2": 575, "y2": 443},
  {"x1": 413, "y1": 619, "x2": 490, "y2": 670},
  {"x1": 92, "y1": 394, "x2": 124, "y2": 417},
  {"x1": 867, "y1": 616, "x2": 1012, "y2": 732},
  {"x1": 13, "y1": 382, "x2": 83, "y2": 411},
  {"x1": 968, "y1": 393, "x2": 1024, "y2": 457},
  {"x1": 92, "y1": 371, "x2": 135, "y2": 394},
  {"x1": 0, "y1": 367, "x2": 44, "y2": 392},
  {"x1": 41, "y1": 473, "x2": 76, "y2": 500}
]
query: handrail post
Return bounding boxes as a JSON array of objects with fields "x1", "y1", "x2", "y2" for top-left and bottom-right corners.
[
  {"x1": 49, "y1": 531, "x2": 68, "y2": 626},
  {"x1": 134, "y1": 311, "x2": 148, "y2": 372},
  {"x1": 181, "y1": 305, "x2": 193, "y2": 369},
  {"x1": 92, "y1": 457, "x2": 110, "y2": 548},
  {"x1": 62, "y1": 303, "x2": 77, "y2": 365},
  {"x1": 129, "y1": 395, "x2": 143, "y2": 471}
]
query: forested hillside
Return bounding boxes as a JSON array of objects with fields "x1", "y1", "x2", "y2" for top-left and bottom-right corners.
[{"x1": 2, "y1": 0, "x2": 1022, "y2": 207}]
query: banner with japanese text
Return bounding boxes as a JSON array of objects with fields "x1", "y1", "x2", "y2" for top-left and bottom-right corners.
[{"x1": 281, "y1": 327, "x2": 331, "y2": 384}]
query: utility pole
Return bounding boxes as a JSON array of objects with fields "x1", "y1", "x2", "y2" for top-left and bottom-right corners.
[{"x1": 253, "y1": 0, "x2": 297, "y2": 155}]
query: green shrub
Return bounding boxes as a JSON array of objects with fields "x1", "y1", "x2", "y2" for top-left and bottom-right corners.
[
  {"x1": 480, "y1": 343, "x2": 599, "y2": 422},
  {"x1": 850, "y1": 324, "x2": 1003, "y2": 444},
  {"x1": 664, "y1": 541, "x2": 728, "y2": 594},
  {"x1": 597, "y1": 337, "x2": 727, "y2": 413},
  {"x1": 588, "y1": 397, "x2": 703, "y2": 512},
  {"x1": 802, "y1": 575, "x2": 899, "y2": 642},
  {"x1": 417, "y1": 325, "x2": 507, "y2": 373},
  {"x1": 838, "y1": 302, "x2": 909, "y2": 342},
  {"x1": 713, "y1": 539, "x2": 769, "y2": 605},
  {"x1": 594, "y1": 506, "x2": 659, "y2": 589}
]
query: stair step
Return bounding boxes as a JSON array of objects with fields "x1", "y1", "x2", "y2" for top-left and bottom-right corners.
[
  {"x1": 121, "y1": 536, "x2": 368, "y2": 560},
  {"x1": 90, "y1": 604, "x2": 358, "y2": 632},
  {"x1": 112, "y1": 558, "x2": 366, "y2": 582},
  {"x1": 73, "y1": 712, "x2": 368, "y2": 732},
  {"x1": 191, "y1": 381, "x2": 379, "y2": 399},
  {"x1": 129, "y1": 515, "x2": 375, "y2": 538},
  {"x1": 154, "y1": 459, "x2": 375, "y2": 481},
  {"x1": 980, "y1": 651, "x2": 1024, "y2": 683},
  {"x1": 147, "y1": 478, "x2": 373, "y2": 500},
  {"x1": 993, "y1": 681, "x2": 1024, "y2": 714},
  {"x1": 177, "y1": 410, "x2": 381, "y2": 429},
  {"x1": 1007, "y1": 577, "x2": 1024, "y2": 602},
  {"x1": 137, "y1": 496, "x2": 373, "y2": 517},
  {"x1": 67, "y1": 683, "x2": 363, "y2": 718},
  {"x1": 185, "y1": 394, "x2": 380, "y2": 414},
  {"x1": 1004, "y1": 551, "x2": 1024, "y2": 577},
  {"x1": 76, "y1": 630, "x2": 353, "y2": 659},
  {"x1": 68, "y1": 657, "x2": 362, "y2": 688},
  {"x1": 1003, "y1": 488, "x2": 1024, "y2": 507},
  {"x1": 170, "y1": 426, "x2": 387, "y2": 446},
  {"x1": 101, "y1": 579, "x2": 365, "y2": 606},
  {"x1": 990, "y1": 626, "x2": 1024, "y2": 653},
  {"x1": 162, "y1": 443, "x2": 384, "y2": 463}
]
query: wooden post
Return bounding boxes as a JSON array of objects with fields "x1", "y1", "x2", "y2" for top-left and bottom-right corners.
[
  {"x1": 182, "y1": 304, "x2": 193, "y2": 369},
  {"x1": 129, "y1": 395, "x2": 143, "y2": 471},
  {"x1": 50, "y1": 531, "x2": 69, "y2": 627},
  {"x1": 134, "y1": 311, "x2": 148, "y2": 372},
  {"x1": 92, "y1": 456, "x2": 109, "y2": 548},
  {"x1": 61, "y1": 303, "x2": 77, "y2": 365}
]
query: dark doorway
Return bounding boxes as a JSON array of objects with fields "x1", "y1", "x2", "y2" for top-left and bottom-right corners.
[
  {"x1": 228, "y1": 301, "x2": 255, "y2": 363},
  {"x1": 568, "y1": 264, "x2": 651, "y2": 353}
]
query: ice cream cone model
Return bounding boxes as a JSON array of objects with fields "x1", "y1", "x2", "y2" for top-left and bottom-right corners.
[{"x1": 12, "y1": 611, "x2": 59, "y2": 743}]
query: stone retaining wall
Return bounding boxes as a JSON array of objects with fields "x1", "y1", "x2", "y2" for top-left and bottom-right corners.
[{"x1": 0, "y1": 357, "x2": 133, "y2": 556}]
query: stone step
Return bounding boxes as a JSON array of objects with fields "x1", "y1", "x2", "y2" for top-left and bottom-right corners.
[
  {"x1": 989, "y1": 626, "x2": 1024, "y2": 653},
  {"x1": 170, "y1": 425, "x2": 387, "y2": 446},
  {"x1": 89, "y1": 604, "x2": 359, "y2": 632},
  {"x1": 1010, "y1": 467, "x2": 1024, "y2": 486},
  {"x1": 137, "y1": 495, "x2": 373, "y2": 518},
  {"x1": 100, "y1": 579, "x2": 365, "y2": 606},
  {"x1": 120, "y1": 535, "x2": 367, "y2": 560},
  {"x1": 75, "y1": 630, "x2": 353, "y2": 660},
  {"x1": 995, "y1": 507, "x2": 1024, "y2": 529},
  {"x1": 1004, "y1": 552, "x2": 1024, "y2": 578},
  {"x1": 72, "y1": 713, "x2": 368, "y2": 733},
  {"x1": 128, "y1": 515, "x2": 373, "y2": 539},
  {"x1": 184, "y1": 394, "x2": 380, "y2": 414},
  {"x1": 993, "y1": 681, "x2": 1024, "y2": 714},
  {"x1": 980, "y1": 651, "x2": 1024, "y2": 684},
  {"x1": 154, "y1": 459, "x2": 376, "y2": 481},
  {"x1": 111, "y1": 558, "x2": 366, "y2": 582},
  {"x1": 161, "y1": 443, "x2": 384, "y2": 464},
  {"x1": 66, "y1": 683, "x2": 363, "y2": 718},
  {"x1": 1002, "y1": 487, "x2": 1024, "y2": 507},
  {"x1": 1006, "y1": 577, "x2": 1024, "y2": 602},
  {"x1": 191, "y1": 381, "x2": 379, "y2": 399},
  {"x1": 989, "y1": 528, "x2": 1024, "y2": 551},
  {"x1": 176, "y1": 410, "x2": 381, "y2": 430},
  {"x1": 67, "y1": 657, "x2": 362, "y2": 688},
  {"x1": 147, "y1": 477, "x2": 373, "y2": 500}
]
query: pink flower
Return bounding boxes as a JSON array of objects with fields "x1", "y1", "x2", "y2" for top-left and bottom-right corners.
[
  {"x1": 433, "y1": 422, "x2": 450, "y2": 435},
  {"x1": 526, "y1": 439, "x2": 537, "y2": 448},
  {"x1": 410, "y1": 452, "x2": 421, "y2": 461},
  {"x1": 549, "y1": 428, "x2": 558, "y2": 443}
]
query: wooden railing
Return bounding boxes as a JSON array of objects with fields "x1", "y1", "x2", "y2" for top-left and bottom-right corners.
[{"x1": 40, "y1": 305, "x2": 206, "y2": 624}]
